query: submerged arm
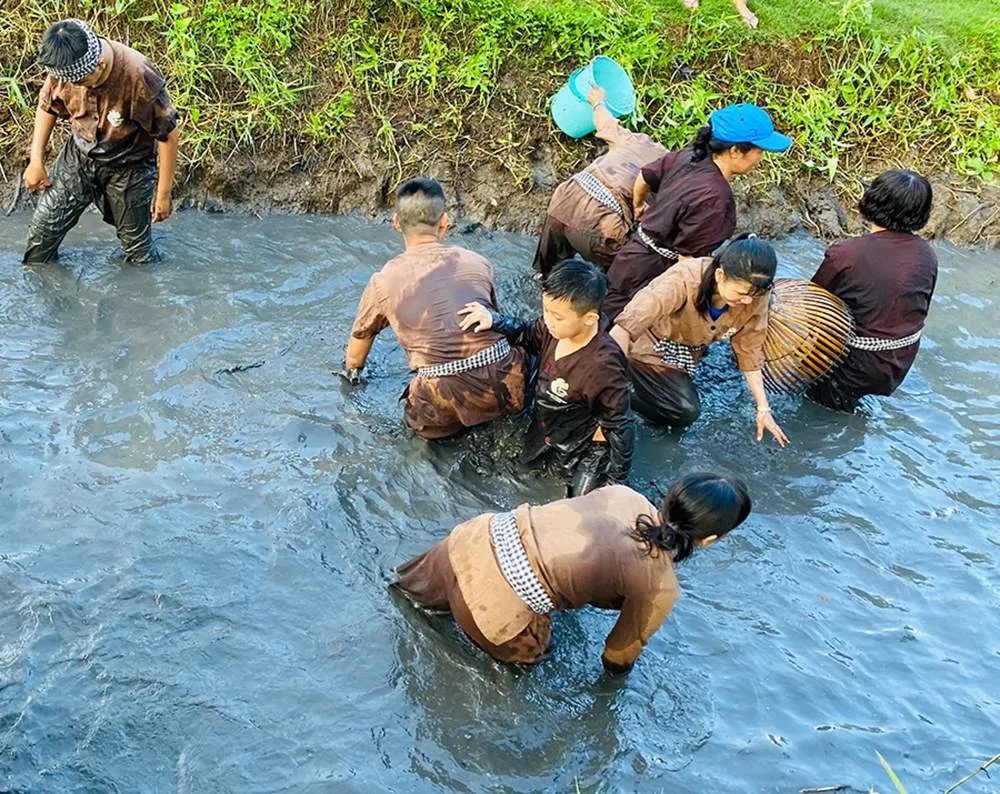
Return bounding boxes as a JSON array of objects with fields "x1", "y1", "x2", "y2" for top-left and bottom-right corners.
[{"x1": 602, "y1": 587, "x2": 678, "y2": 674}]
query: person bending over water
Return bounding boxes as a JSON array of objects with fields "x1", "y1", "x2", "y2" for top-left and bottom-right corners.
[
  {"x1": 807, "y1": 170, "x2": 938, "y2": 412},
  {"x1": 459, "y1": 258, "x2": 636, "y2": 497},
  {"x1": 533, "y1": 87, "x2": 666, "y2": 277},
  {"x1": 394, "y1": 474, "x2": 751, "y2": 673},
  {"x1": 341, "y1": 177, "x2": 527, "y2": 439},
  {"x1": 22, "y1": 19, "x2": 179, "y2": 265},
  {"x1": 610, "y1": 236, "x2": 788, "y2": 446},
  {"x1": 604, "y1": 103, "x2": 791, "y2": 319}
]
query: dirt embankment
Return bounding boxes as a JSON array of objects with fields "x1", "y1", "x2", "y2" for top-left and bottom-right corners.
[{"x1": 3, "y1": 140, "x2": 997, "y2": 246}]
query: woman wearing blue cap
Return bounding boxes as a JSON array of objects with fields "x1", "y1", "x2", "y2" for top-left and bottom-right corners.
[{"x1": 603, "y1": 103, "x2": 791, "y2": 319}]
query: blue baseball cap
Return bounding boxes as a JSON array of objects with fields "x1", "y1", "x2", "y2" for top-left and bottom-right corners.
[{"x1": 709, "y1": 103, "x2": 792, "y2": 152}]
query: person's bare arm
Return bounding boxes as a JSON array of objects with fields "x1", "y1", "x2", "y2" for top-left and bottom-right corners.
[
  {"x1": 23, "y1": 109, "x2": 57, "y2": 192},
  {"x1": 153, "y1": 129, "x2": 180, "y2": 222},
  {"x1": 743, "y1": 369, "x2": 788, "y2": 446},
  {"x1": 345, "y1": 335, "x2": 375, "y2": 371},
  {"x1": 632, "y1": 173, "x2": 651, "y2": 221}
]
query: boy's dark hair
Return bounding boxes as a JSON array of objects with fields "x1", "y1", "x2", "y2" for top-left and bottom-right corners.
[
  {"x1": 543, "y1": 258, "x2": 607, "y2": 314},
  {"x1": 395, "y1": 177, "x2": 446, "y2": 233},
  {"x1": 859, "y1": 169, "x2": 933, "y2": 233},
  {"x1": 38, "y1": 20, "x2": 90, "y2": 69},
  {"x1": 695, "y1": 234, "x2": 776, "y2": 316}
]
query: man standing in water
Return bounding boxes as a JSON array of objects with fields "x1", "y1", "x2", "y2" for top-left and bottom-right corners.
[
  {"x1": 22, "y1": 19, "x2": 179, "y2": 265},
  {"x1": 342, "y1": 177, "x2": 528, "y2": 439}
]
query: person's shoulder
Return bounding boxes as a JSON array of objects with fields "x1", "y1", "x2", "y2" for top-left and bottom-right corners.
[{"x1": 111, "y1": 40, "x2": 167, "y2": 91}]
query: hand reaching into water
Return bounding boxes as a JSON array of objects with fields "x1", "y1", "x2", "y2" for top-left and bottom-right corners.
[
  {"x1": 457, "y1": 302, "x2": 494, "y2": 332},
  {"x1": 756, "y1": 409, "x2": 788, "y2": 447},
  {"x1": 336, "y1": 366, "x2": 364, "y2": 386}
]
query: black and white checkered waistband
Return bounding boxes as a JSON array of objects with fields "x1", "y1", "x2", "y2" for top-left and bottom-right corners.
[
  {"x1": 849, "y1": 329, "x2": 922, "y2": 352},
  {"x1": 571, "y1": 171, "x2": 626, "y2": 221},
  {"x1": 653, "y1": 338, "x2": 705, "y2": 374},
  {"x1": 416, "y1": 337, "x2": 511, "y2": 379},
  {"x1": 636, "y1": 224, "x2": 680, "y2": 261},
  {"x1": 489, "y1": 511, "x2": 555, "y2": 615}
]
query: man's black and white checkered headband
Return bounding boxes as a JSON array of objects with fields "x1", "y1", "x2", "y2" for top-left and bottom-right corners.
[{"x1": 46, "y1": 19, "x2": 101, "y2": 83}]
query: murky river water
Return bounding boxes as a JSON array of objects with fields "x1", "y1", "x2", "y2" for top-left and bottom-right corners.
[{"x1": 0, "y1": 209, "x2": 997, "y2": 793}]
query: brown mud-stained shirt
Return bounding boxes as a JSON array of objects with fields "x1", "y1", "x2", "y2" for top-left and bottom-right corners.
[
  {"x1": 350, "y1": 241, "x2": 526, "y2": 435},
  {"x1": 547, "y1": 108, "x2": 666, "y2": 246},
  {"x1": 491, "y1": 315, "x2": 635, "y2": 482},
  {"x1": 603, "y1": 148, "x2": 736, "y2": 318},
  {"x1": 812, "y1": 230, "x2": 938, "y2": 396},
  {"x1": 615, "y1": 257, "x2": 770, "y2": 372},
  {"x1": 39, "y1": 39, "x2": 178, "y2": 167},
  {"x1": 446, "y1": 485, "x2": 679, "y2": 672}
]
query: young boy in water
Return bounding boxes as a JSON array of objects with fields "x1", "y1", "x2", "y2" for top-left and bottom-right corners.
[
  {"x1": 22, "y1": 19, "x2": 179, "y2": 264},
  {"x1": 459, "y1": 258, "x2": 635, "y2": 495}
]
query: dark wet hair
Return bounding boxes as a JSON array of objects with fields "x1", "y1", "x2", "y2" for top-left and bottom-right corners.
[
  {"x1": 38, "y1": 20, "x2": 90, "y2": 70},
  {"x1": 631, "y1": 473, "x2": 752, "y2": 562},
  {"x1": 691, "y1": 123, "x2": 757, "y2": 163},
  {"x1": 542, "y1": 258, "x2": 607, "y2": 314},
  {"x1": 395, "y1": 177, "x2": 446, "y2": 232},
  {"x1": 694, "y1": 234, "x2": 777, "y2": 315},
  {"x1": 859, "y1": 169, "x2": 933, "y2": 233}
]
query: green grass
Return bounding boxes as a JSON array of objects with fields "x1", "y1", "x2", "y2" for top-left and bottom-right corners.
[{"x1": 0, "y1": 0, "x2": 997, "y2": 187}]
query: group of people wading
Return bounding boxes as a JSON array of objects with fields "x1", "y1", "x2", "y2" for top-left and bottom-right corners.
[{"x1": 20, "y1": 20, "x2": 940, "y2": 674}]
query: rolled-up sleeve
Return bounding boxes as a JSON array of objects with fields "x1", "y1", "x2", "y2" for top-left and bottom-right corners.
[
  {"x1": 38, "y1": 76, "x2": 68, "y2": 118},
  {"x1": 350, "y1": 275, "x2": 389, "y2": 340},
  {"x1": 132, "y1": 64, "x2": 178, "y2": 142}
]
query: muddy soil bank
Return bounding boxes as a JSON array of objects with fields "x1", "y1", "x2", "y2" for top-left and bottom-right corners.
[{"x1": 3, "y1": 145, "x2": 998, "y2": 246}]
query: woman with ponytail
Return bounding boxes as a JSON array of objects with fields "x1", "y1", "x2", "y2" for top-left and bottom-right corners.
[
  {"x1": 610, "y1": 236, "x2": 789, "y2": 446},
  {"x1": 393, "y1": 476, "x2": 750, "y2": 675},
  {"x1": 603, "y1": 103, "x2": 791, "y2": 319}
]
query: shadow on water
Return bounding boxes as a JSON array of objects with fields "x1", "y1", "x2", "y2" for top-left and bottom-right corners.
[{"x1": 0, "y1": 210, "x2": 997, "y2": 792}]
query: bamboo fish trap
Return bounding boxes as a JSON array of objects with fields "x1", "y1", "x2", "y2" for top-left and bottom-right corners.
[{"x1": 763, "y1": 279, "x2": 855, "y2": 394}]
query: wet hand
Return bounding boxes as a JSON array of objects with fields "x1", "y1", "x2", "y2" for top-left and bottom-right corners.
[
  {"x1": 457, "y1": 302, "x2": 493, "y2": 332},
  {"x1": 152, "y1": 193, "x2": 172, "y2": 223},
  {"x1": 23, "y1": 162, "x2": 51, "y2": 193},
  {"x1": 336, "y1": 366, "x2": 364, "y2": 386},
  {"x1": 756, "y1": 409, "x2": 788, "y2": 447},
  {"x1": 587, "y1": 86, "x2": 607, "y2": 108}
]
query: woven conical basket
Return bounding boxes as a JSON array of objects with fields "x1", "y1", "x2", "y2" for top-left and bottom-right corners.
[{"x1": 763, "y1": 279, "x2": 855, "y2": 394}]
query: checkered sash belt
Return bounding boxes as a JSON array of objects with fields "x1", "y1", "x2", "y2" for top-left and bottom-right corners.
[
  {"x1": 48, "y1": 20, "x2": 101, "y2": 83},
  {"x1": 571, "y1": 171, "x2": 626, "y2": 221},
  {"x1": 636, "y1": 224, "x2": 680, "y2": 261},
  {"x1": 849, "y1": 329, "x2": 922, "y2": 352},
  {"x1": 652, "y1": 338, "x2": 705, "y2": 374},
  {"x1": 489, "y1": 511, "x2": 556, "y2": 615},
  {"x1": 416, "y1": 338, "x2": 511, "y2": 379}
]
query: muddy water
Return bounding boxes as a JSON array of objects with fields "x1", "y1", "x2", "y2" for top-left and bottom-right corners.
[{"x1": 0, "y1": 210, "x2": 997, "y2": 793}]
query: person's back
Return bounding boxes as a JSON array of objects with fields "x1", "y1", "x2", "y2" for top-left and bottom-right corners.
[
  {"x1": 374, "y1": 241, "x2": 507, "y2": 369},
  {"x1": 343, "y1": 177, "x2": 527, "y2": 438},
  {"x1": 809, "y1": 169, "x2": 938, "y2": 410}
]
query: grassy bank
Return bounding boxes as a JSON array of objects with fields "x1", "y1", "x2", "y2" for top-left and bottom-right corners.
[{"x1": 0, "y1": 0, "x2": 997, "y2": 198}]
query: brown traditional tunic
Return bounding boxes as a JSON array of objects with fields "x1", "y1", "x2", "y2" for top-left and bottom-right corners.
[
  {"x1": 350, "y1": 242, "x2": 527, "y2": 438},
  {"x1": 614, "y1": 257, "x2": 769, "y2": 373},
  {"x1": 39, "y1": 39, "x2": 178, "y2": 166},
  {"x1": 808, "y1": 230, "x2": 938, "y2": 410},
  {"x1": 395, "y1": 485, "x2": 679, "y2": 671},
  {"x1": 544, "y1": 108, "x2": 666, "y2": 267},
  {"x1": 604, "y1": 149, "x2": 736, "y2": 319}
]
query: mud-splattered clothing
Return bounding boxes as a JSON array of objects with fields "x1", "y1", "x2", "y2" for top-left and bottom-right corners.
[
  {"x1": 614, "y1": 257, "x2": 769, "y2": 427},
  {"x1": 25, "y1": 40, "x2": 177, "y2": 265},
  {"x1": 350, "y1": 242, "x2": 527, "y2": 438},
  {"x1": 535, "y1": 110, "x2": 666, "y2": 273},
  {"x1": 395, "y1": 486, "x2": 679, "y2": 672},
  {"x1": 807, "y1": 230, "x2": 938, "y2": 411},
  {"x1": 604, "y1": 149, "x2": 736, "y2": 318},
  {"x1": 491, "y1": 314, "x2": 635, "y2": 488}
]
